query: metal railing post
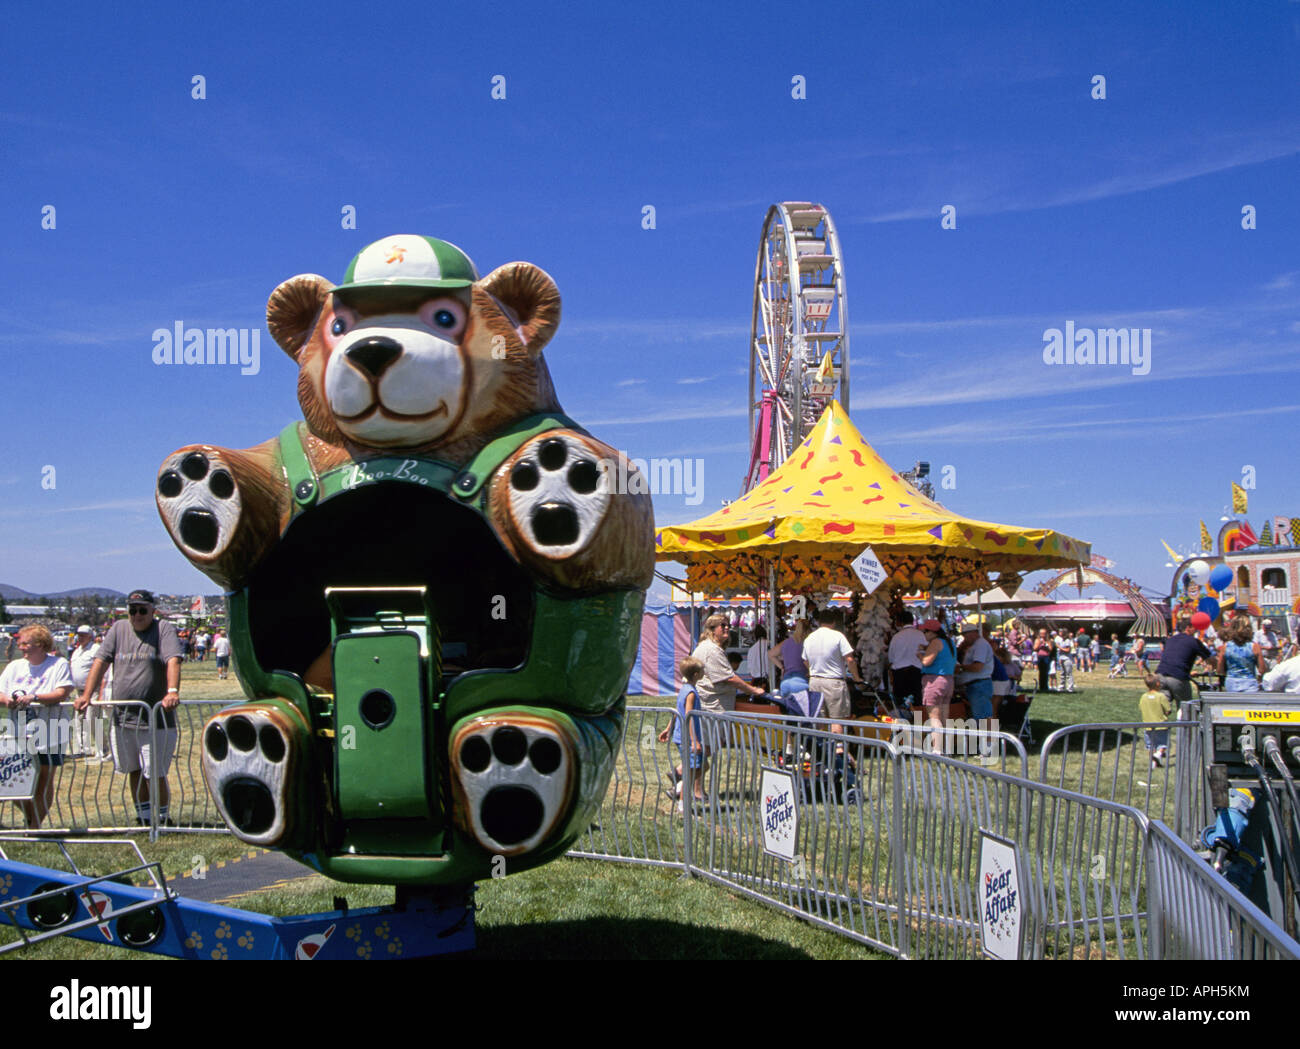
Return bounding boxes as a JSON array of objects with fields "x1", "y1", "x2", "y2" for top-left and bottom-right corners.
[
  {"x1": 893, "y1": 746, "x2": 909, "y2": 959},
  {"x1": 682, "y1": 712, "x2": 694, "y2": 878}
]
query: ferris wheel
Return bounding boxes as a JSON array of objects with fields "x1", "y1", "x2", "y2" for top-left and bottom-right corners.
[{"x1": 744, "y1": 202, "x2": 851, "y2": 494}]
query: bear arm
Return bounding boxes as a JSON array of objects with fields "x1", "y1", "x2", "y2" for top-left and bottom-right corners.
[
  {"x1": 486, "y1": 430, "x2": 655, "y2": 592},
  {"x1": 155, "y1": 437, "x2": 290, "y2": 591}
]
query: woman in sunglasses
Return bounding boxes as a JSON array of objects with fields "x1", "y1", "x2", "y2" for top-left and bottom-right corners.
[{"x1": 0, "y1": 625, "x2": 74, "y2": 827}]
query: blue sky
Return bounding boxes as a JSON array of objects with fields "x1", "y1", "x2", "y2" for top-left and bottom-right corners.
[{"x1": 2, "y1": 0, "x2": 1298, "y2": 601}]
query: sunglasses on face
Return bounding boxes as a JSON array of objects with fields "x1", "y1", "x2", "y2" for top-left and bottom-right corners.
[{"x1": 129, "y1": 606, "x2": 152, "y2": 615}]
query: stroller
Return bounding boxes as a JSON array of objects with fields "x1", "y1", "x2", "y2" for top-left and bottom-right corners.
[
  {"x1": 997, "y1": 685, "x2": 1035, "y2": 745},
  {"x1": 769, "y1": 681, "x2": 859, "y2": 805}
]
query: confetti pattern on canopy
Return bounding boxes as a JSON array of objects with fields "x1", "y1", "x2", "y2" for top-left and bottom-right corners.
[{"x1": 658, "y1": 402, "x2": 1090, "y2": 593}]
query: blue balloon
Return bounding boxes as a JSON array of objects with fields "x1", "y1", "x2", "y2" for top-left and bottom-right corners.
[
  {"x1": 1209, "y1": 564, "x2": 1233, "y2": 592},
  {"x1": 1197, "y1": 596, "x2": 1220, "y2": 621}
]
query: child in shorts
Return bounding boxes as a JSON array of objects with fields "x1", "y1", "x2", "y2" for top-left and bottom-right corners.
[
  {"x1": 1139, "y1": 673, "x2": 1171, "y2": 767},
  {"x1": 659, "y1": 656, "x2": 706, "y2": 810}
]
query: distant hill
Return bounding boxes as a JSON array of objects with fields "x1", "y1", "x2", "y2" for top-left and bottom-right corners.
[{"x1": 0, "y1": 584, "x2": 127, "y2": 600}]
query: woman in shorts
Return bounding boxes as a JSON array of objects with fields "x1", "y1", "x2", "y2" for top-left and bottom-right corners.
[
  {"x1": 918, "y1": 619, "x2": 957, "y2": 751},
  {"x1": 0, "y1": 625, "x2": 74, "y2": 828}
]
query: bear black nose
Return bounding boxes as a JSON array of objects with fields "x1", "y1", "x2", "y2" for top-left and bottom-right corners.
[{"x1": 345, "y1": 336, "x2": 402, "y2": 378}]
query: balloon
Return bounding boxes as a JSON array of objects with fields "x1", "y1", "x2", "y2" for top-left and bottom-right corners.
[
  {"x1": 1197, "y1": 596, "x2": 1220, "y2": 621},
  {"x1": 1209, "y1": 564, "x2": 1233, "y2": 592},
  {"x1": 1188, "y1": 560, "x2": 1211, "y2": 585},
  {"x1": 1190, "y1": 612, "x2": 1212, "y2": 631}
]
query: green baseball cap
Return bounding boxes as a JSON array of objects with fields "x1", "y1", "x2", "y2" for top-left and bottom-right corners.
[{"x1": 334, "y1": 235, "x2": 480, "y2": 305}]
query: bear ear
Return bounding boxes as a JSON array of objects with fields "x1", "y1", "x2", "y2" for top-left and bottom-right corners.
[
  {"x1": 478, "y1": 262, "x2": 561, "y2": 355},
  {"x1": 267, "y1": 274, "x2": 332, "y2": 359}
]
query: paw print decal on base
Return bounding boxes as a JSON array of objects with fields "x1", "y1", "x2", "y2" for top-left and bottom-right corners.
[
  {"x1": 451, "y1": 712, "x2": 574, "y2": 856},
  {"x1": 201, "y1": 706, "x2": 296, "y2": 846}
]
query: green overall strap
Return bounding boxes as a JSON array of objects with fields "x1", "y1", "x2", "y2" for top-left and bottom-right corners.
[
  {"x1": 450, "y1": 411, "x2": 583, "y2": 504},
  {"x1": 278, "y1": 421, "x2": 320, "y2": 512}
]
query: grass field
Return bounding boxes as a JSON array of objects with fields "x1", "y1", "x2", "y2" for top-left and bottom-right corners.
[{"x1": 0, "y1": 657, "x2": 1182, "y2": 960}]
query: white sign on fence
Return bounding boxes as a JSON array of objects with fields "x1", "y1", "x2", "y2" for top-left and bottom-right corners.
[
  {"x1": 979, "y1": 830, "x2": 1024, "y2": 960},
  {"x1": 759, "y1": 767, "x2": 798, "y2": 861},
  {"x1": 850, "y1": 546, "x2": 887, "y2": 595},
  {"x1": 0, "y1": 734, "x2": 38, "y2": 801}
]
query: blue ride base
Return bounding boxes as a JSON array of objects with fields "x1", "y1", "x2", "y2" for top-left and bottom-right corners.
[{"x1": 0, "y1": 856, "x2": 475, "y2": 959}]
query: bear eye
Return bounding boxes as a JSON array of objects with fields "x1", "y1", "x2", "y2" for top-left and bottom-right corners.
[
  {"x1": 331, "y1": 316, "x2": 349, "y2": 336},
  {"x1": 418, "y1": 297, "x2": 466, "y2": 337}
]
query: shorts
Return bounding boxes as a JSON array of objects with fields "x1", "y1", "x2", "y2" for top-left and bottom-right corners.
[
  {"x1": 965, "y1": 679, "x2": 994, "y2": 720},
  {"x1": 216, "y1": 655, "x2": 230, "y2": 670},
  {"x1": 1156, "y1": 675, "x2": 1194, "y2": 707},
  {"x1": 677, "y1": 742, "x2": 703, "y2": 771},
  {"x1": 810, "y1": 676, "x2": 850, "y2": 719},
  {"x1": 922, "y1": 675, "x2": 953, "y2": 706},
  {"x1": 36, "y1": 753, "x2": 64, "y2": 768},
  {"x1": 111, "y1": 723, "x2": 178, "y2": 778}
]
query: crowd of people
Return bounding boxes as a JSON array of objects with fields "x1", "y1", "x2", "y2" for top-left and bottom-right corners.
[
  {"x1": 660, "y1": 605, "x2": 1033, "y2": 793},
  {"x1": 0, "y1": 591, "x2": 230, "y2": 829},
  {"x1": 659, "y1": 602, "x2": 1300, "y2": 788}
]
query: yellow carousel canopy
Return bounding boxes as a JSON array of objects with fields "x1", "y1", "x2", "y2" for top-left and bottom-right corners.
[{"x1": 655, "y1": 402, "x2": 1090, "y2": 594}]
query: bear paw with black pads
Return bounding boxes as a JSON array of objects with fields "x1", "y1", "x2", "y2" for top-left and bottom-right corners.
[
  {"x1": 156, "y1": 448, "x2": 241, "y2": 559},
  {"x1": 201, "y1": 706, "x2": 296, "y2": 847},
  {"x1": 449, "y1": 713, "x2": 574, "y2": 857},
  {"x1": 504, "y1": 432, "x2": 611, "y2": 558}
]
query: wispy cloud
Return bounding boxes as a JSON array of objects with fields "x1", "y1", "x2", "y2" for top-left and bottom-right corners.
[
  {"x1": 93, "y1": 543, "x2": 176, "y2": 558},
  {"x1": 855, "y1": 127, "x2": 1300, "y2": 223}
]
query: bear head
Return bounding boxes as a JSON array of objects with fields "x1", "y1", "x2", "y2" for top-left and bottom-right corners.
[{"x1": 266, "y1": 235, "x2": 563, "y2": 462}]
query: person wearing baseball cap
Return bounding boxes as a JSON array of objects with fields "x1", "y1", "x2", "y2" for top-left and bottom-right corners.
[
  {"x1": 75, "y1": 589, "x2": 183, "y2": 827},
  {"x1": 1255, "y1": 618, "x2": 1280, "y2": 669},
  {"x1": 69, "y1": 625, "x2": 102, "y2": 757},
  {"x1": 956, "y1": 622, "x2": 997, "y2": 724}
]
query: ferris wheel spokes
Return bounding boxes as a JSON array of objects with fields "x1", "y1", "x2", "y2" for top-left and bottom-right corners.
[{"x1": 744, "y1": 202, "x2": 850, "y2": 494}]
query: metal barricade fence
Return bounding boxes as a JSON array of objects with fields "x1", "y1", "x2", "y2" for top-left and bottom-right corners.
[
  {"x1": 1037, "y1": 721, "x2": 1210, "y2": 845},
  {"x1": 5, "y1": 696, "x2": 1295, "y2": 959},
  {"x1": 898, "y1": 748, "x2": 1149, "y2": 959},
  {"x1": 689, "y1": 710, "x2": 903, "y2": 954},
  {"x1": 569, "y1": 705, "x2": 686, "y2": 869},
  {"x1": 1145, "y1": 818, "x2": 1299, "y2": 959},
  {"x1": 0, "y1": 700, "x2": 230, "y2": 839}
]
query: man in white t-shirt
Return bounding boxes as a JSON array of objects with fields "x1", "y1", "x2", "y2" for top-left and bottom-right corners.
[
  {"x1": 803, "y1": 610, "x2": 864, "y2": 733},
  {"x1": 956, "y1": 622, "x2": 996, "y2": 719},
  {"x1": 1255, "y1": 620, "x2": 1281, "y2": 669},
  {"x1": 1263, "y1": 654, "x2": 1300, "y2": 694},
  {"x1": 68, "y1": 625, "x2": 103, "y2": 756},
  {"x1": 212, "y1": 630, "x2": 233, "y2": 680},
  {"x1": 887, "y1": 612, "x2": 927, "y2": 712},
  {"x1": 1055, "y1": 632, "x2": 1076, "y2": 692}
]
